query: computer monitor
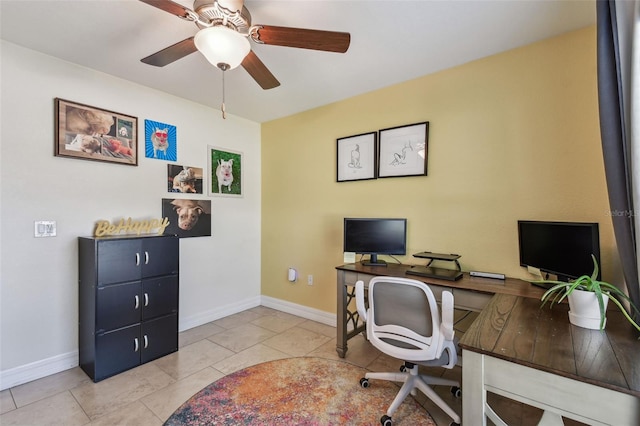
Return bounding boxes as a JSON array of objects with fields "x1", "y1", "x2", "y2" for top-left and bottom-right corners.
[
  {"x1": 518, "y1": 220, "x2": 600, "y2": 281},
  {"x1": 343, "y1": 218, "x2": 407, "y2": 266}
]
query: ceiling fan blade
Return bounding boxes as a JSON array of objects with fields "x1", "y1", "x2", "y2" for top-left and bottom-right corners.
[
  {"x1": 241, "y1": 51, "x2": 280, "y2": 90},
  {"x1": 252, "y1": 25, "x2": 350, "y2": 53},
  {"x1": 141, "y1": 37, "x2": 197, "y2": 67}
]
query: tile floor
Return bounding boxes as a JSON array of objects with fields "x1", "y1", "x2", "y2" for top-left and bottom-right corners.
[{"x1": 0, "y1": 306, "x2": 578, "y2": 426}]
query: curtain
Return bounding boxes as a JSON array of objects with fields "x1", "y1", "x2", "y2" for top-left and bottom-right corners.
[{"x1": 596, "y1": 0, "x2": 640, "y2": 318}]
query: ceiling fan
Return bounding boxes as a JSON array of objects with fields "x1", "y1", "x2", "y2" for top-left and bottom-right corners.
[{"x1": 139, "y1": 0, "x2": 351, "y2": 90}]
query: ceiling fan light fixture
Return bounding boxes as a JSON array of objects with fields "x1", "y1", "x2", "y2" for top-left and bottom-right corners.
[{"x1": 194, "y1": 26, "x2": 250, "y2": 70}]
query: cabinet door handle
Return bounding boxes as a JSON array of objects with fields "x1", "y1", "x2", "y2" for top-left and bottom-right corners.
[
  {"x1": 135, "y1": 252, "x2": 140, "y2": 266},
  {"x1": 134, "y1": 337, "x2": 139, "y2": 352},
  {"x1": 143, "y1": 335, "x2": 149, "y2": 349},
  {"x1": 144, "y1": 293, "x2": 149, "y2": 307},
  {"x1": 144, "y1": 251, "x2": 149, "y2": 265},
  {"x1": 134, "y1": 295, "x2": 139, "y2": 309}
]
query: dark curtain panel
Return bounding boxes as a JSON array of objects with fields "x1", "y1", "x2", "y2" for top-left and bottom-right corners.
[{"x1": 596, "y1": 0, "x2": 639, "y2": 317}]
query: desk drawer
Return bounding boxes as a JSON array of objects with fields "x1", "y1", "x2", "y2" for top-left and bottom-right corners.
[
  {"x1": 340, "y1": 271, "x2": 376, "y2": 287},
  {"x1": 341, "y1": 271, "x2": 359, "y2": 286},
  {"x1": 426, "y1": 284, "x2": 451, "y2": 302},
  {"x1": 452, "y1": 289, "x2": 492, "y2": 311}
]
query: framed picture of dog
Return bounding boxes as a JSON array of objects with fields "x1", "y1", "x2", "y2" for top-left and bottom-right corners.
[
  {"x1": 378, "y1": 121, "x2": 429, "y2": 178},
  {"x1": 162, "y1": 198, "x2": 211, "y2": 238},
  {"x1": 54, "y1": 98, "x2": 138, "y2": 166},
  {"x1": 168, "y1": 164, "x2": 203, "y2": 194},
  {"x1": 208, "y1": 146, "x2": 243, "y2": 197},
  {"x1": 145, "y1": 119, "x2": 177, "y2": 161},
  {"x1": 336, "y1": 131, "x2": 377, "y2": 182}
]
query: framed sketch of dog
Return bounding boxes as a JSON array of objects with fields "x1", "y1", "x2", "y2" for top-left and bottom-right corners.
[
  {"x1": 54, "y1": 98, "x2": 138, "y2": 166},
  {"x1": 208, "y1": 146, "x2": 243, "y2": 197},
  {"x1": 336, "y1": 131, "x2": 377, "y2": 182},
  {"x1": 378, "y1": 121, "x2": 429, "y2": 178}
]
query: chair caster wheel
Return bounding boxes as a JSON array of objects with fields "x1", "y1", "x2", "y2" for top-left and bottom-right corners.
[
  {"x1": 451, "y1": 386, "x2": 462, "y2": 398},
  {"x1": 399, "y1": 365, "x2": 407, "y2": 372},
  {"x1": 380, "y1": 414, "x2": 392, "y2": 426},
  {"x1": 359, "y1": 378, "x2": 369, "y2": 388}
]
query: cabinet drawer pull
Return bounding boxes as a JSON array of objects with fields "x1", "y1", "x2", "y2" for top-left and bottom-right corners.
[
  {"x1": 134, "y1": 337, "x2": 139, "y2": 352},
  {"x1": 135, "y1": 252, "x2": 140, "y2": 266},
  {"x1": 134, "y1": 295, "x2": 139, "y2": 309},
  {"x1": 144, "y1": 251, "x2": 149, "y2": 265},
  {"x1": 144, "y1": 293, "x2": 149, "y2": 306},
  {"x1": 143, "y1": 335, "x2": 149, "y2": 348}
]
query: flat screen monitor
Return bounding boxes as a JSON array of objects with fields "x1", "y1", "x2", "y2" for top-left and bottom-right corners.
[
  {"x1": 518, "y1": 220, "x2": 600, "y2": 281},
  {"x1": 343, "y1": 218, "x2": 407, "y2": 266}
]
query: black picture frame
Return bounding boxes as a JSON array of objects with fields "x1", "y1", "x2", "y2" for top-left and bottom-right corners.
[
  {"x1": 378, "y1": 122, "x2": 429, "y2": 178},
  {"x1": 336, "y1": 132, "x2": 377, "y2": 182}
]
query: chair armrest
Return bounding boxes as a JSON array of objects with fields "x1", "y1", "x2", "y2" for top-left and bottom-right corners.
[
  {"x1": 441, "y1": 290, "x2": 455, "y2": 340},
  {"x1": 355, "y1": 280, "x2": 367, "y2": 320}
]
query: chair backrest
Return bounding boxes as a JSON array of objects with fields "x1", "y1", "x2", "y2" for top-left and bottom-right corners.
[{"x1": 356, "y1": 276, "x2": 456, "y2": 365}]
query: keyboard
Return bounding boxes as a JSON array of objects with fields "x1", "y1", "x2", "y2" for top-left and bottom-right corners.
[{"x1": 406, "y1": 266, "x2": 463, "y2": 281}]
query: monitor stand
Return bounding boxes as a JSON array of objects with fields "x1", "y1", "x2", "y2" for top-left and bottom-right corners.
[{"x1": 362, "y1": 254, "x2": 387, "y2": 267}]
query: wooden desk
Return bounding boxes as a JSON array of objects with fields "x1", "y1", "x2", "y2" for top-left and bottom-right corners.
[
  {"x1": 459, "y1": 293, "x2": 640, "y2": 425},
  {"x1": 335, "y1": 262, "x2": 545, "y2": 358}
]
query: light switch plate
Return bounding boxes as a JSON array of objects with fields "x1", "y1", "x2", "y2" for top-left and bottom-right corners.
[{"x1": 35, "y1": 221, "x2": 56, "y2": 237}]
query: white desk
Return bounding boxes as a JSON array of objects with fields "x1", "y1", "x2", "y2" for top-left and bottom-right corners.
[{"x1": 459, "y1": 294, "x2": 640, "y2": 425}]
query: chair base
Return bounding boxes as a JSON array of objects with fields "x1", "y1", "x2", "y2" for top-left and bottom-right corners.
[{"x1": 363, "y1": 364, "x2": 461, "y2": 425}]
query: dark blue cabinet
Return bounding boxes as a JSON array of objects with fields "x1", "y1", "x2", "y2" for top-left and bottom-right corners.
[{"x1": 79, "y1": 235, "x2": 179, "y2": 382}]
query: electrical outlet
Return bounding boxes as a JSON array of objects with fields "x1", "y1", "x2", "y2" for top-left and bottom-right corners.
[
  {"x1": 34, "y1": 221, "x2": 56, "y2": 237},
  {"x1": 307, "y1": 275, "x2": 313, "y2": 285}
]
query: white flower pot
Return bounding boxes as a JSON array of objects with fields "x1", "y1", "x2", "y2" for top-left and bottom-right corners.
[{"x1": 568, "y1": 290, "x2": 609, "y2": 330}]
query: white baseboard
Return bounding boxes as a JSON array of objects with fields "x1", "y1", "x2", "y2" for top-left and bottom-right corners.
[
  {"x1": 260, "y1": 296, "x2": 336, "y2": 327},
  {"x1": 0, "y1": 295, "x2": 333, "y2": 391},
  {"x1": 178, "y1": 296, "x2": 262, "y2": 331},
  {"x1": 0, "y1": 351, "x2": 78, "y2": 391}
]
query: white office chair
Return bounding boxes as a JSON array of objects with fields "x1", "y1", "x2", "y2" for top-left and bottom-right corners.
[{"x1": 356, "y1": 276, "x2": 462, "y2": 426}]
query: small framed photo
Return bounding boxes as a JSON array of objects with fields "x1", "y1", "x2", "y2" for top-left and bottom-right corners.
[
  {"x1": 162, "y1": 198, "x2": 211, "y2": 238},
  {"x1": 167, "y1": 164, "x2": 203, "y2": 194},
  {"x1": 208, "y1": 146, "x2": 243, "y2": 197},
  {"x1": 378, "y1": 122, "x2": 429, "y2": 178},
  {"x1": 54, "y1": 98, "x2": 137, "y2": 166},
  {"x1": 145, "y1": 119, "x2": 177, "y2": 161},
  {"x1": 336, "y1": 132, "x2": 377, "y2": 182}
]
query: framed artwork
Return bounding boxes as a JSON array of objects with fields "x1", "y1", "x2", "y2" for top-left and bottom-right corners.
[
  {"x1": 162, "y1": 198, "x2": 211, "y2": 238},
  {"x1": 167, "y1": 164, "x2": 203, "y2": 194},
  {"x1": 54, "y1": 98, "x2": 137, "y2": 166},
  {"x1": 336, "y1": 132, "x2": 377, "y2": 182},
  {"x1": 378, "y1": 122, "x2": 429, "y2": 178},
  {"x1": 208, "y1": 146, "x2": 243, "y2": 197},
  {"x1": 145, "y1": 119, "x2": 177, "y2": 161}
]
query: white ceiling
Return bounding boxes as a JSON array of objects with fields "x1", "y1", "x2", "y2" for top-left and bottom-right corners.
[{"x1": 0, "y1": 0, "x2": 596, "y2": 123}]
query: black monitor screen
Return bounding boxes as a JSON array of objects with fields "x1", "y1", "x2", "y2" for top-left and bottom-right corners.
[
  {"x1": 344, "y1": 218, "x2": 407, "y2": 266},
  {"x1": 518, "y1": 220, "x2": 600, "y2": 281}
]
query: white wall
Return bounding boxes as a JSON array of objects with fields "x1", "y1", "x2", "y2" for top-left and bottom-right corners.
[{"x1": 0, "y1": 41, "x2": 262, "y2": 389}]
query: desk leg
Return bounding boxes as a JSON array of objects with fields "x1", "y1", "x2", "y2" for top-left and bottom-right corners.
[
  {"x1": 336, "y1": 276, "x2": 348, "y2": 358},
  {"x1": 462, "y1": 350, "x2": 488, "y2": 426}
]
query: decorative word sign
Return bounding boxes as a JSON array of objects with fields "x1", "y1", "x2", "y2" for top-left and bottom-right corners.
[{"x1": 94, "y1": 217, "x2": 170, "y2": 237}]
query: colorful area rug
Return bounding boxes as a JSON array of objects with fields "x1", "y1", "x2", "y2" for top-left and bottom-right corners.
[{"x1": 164, "y1": 357, "x2": 436, "y2": 425}]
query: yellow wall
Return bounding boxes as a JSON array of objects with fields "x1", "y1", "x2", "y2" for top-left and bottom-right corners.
[{"x1": 261, "y1": 26, "x2": 616, "y2": 314}]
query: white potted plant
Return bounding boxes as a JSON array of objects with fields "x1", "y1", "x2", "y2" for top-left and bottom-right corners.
[{"x1": 539, "y1": 255, "x2": 640, "y2": 331}]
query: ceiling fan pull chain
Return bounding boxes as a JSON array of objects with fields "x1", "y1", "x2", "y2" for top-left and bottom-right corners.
[{"x1": 221, "y1": 68, "x2": 227, "y2": 119}]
